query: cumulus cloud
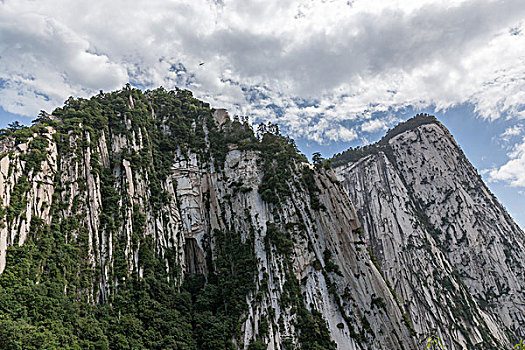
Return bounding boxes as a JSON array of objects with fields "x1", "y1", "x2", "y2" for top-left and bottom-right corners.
[
  {"x1": 489, "y1": 124, "x2": 525, "y2": 188},
  {"x1": 0, "y1": 8, "x2": 128, "y2": 115},
  {"x1": 0, "y1": 0, "x2": 525, "y2": 146},
  {"x1": 361, "y1": 119, "x2": 387, "y2": 133},
  {"x1": 502, "y1": 126, "x2": 523, "y2": 138},
  {"x1": 489, "y1": 137, "x2": 525, "y2": 187},
  {"x1": 498, "y1": 124, "x2": 524, "y2": 144}
]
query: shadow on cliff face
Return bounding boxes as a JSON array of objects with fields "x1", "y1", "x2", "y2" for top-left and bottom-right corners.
[{"x1": 184, "y1": 237, "x2": 207, "y2": 276}]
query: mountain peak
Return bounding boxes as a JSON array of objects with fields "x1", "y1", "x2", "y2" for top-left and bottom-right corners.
[
  {"x1": 331, "y1": 113, "x2": 445, "y2": 167},
  {"x1": 1, "y1": 87, "x2": 523, "y2": 349},
  {"x1": 378, "y1": 113, "x2": 439, "y2": 145},
  {"x1": 335, "y1": 114, "x2": 525, "y2": 347}
]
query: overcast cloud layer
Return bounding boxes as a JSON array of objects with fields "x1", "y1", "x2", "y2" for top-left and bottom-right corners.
[{"x1": 1, "y1": 0, "x2": 525, "y2": 186}]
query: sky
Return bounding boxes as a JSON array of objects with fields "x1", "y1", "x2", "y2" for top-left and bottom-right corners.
[{"x1": 0, "y1": 0, "x2": 524, "y2": 227}]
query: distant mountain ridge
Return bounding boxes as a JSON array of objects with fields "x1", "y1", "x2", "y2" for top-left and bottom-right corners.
[
  {"x1": 332, "y1": 113, "x2": 440, "y2": 167},
  {"x1": 334, "y1": 114, "x2": 525, "y2": 349}
]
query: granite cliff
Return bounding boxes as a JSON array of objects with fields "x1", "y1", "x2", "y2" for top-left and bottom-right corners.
[{"x1": 334, "y1": 114, "x2": 525, "y2": 349}]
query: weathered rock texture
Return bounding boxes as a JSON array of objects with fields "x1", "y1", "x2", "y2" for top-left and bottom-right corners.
[
  {"x1": 334, "y1": 114, "x2": 525, "y2": 349},
  {"x1": 0, "y1": 128, "x2": 57, "y2": 274},
  {"x1": 0, "y1": 87, "x2": 419, "y2": 349}
]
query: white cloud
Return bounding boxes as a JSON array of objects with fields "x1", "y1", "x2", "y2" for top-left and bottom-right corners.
[
  {"x1": 489, "y1": 137, "x2": 525, "y2": 187},
  {"x1": 497, "y1": 124, "x2": 524, "y2": 144},
  {"x1": 502, "y1": 126, "x2": 523, "y2": 138},
  {"x1": 0, "y1": 0, "x2": 525, "y2": 144},
  {"x1": 325, "y1": 125, "x2": 359, "y2": 143},
  {"x1": 361, "y1": 119, "x2": 387, "y2": 133},
  {"x1": 0, "y1": 8, "x2": 128, "y2": 115},
  {"x1": 492, "y1": 123, "x2": 525, "y2": 151}
]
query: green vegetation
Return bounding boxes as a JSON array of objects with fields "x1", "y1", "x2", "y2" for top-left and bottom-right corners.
[
  {"x1": 264, "y1": 222, "x2": 294, "y2": 255},
  {"x1": 264, "y1": 222, "x2": 336, "y2": 350},
  {"x1": 257, "y1": 127, "x2": 306, "y2": 206},
  {"x1": 0, "y1": 216, "x2": 195, "y2": 349},
  {"x1": 5, "y1": 176, "x2": 29, "y2": 225},
  {"x1": 331, "y1": 113, "x2": 437, "y2": 167},
  {"x1": 0, "y1": 216, "x2": 257, "y2": 349},
  {"x1": 300, "y1": 166, "x2": 325, "y2": 211},
  {"x1": 322, "y1": 249, "x2": 342, "y2": 276},
  {"x1": 425, "y1": 335, "x2": 445, "y2": 350},
  {"x1": 185, "y1": 229, "x2": 257, "y2": 349},
  {"x1": 20, "y1": 135, "x2": 50, "y2": 172},
  {"x1": 0, "y1": 86, "x2": 301, "y2": 349}
]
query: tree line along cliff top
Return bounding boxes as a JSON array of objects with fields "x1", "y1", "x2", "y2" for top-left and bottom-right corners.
[{"x1": 330, "y1": 113, "x2": 439, "y2": 168}]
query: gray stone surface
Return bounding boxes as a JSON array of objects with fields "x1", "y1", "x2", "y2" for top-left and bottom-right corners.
[{"x1": 336, "y1": 119, "x2": 525, "y2": 349}]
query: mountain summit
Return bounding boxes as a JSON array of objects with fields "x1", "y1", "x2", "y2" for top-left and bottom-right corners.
[{"x1": 334, "y1": 114, "x2": 525, "y2": 349}]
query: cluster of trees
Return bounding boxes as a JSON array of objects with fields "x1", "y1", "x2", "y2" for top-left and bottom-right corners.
[
  {"x1": 0, "y1": 216, "x2": 196, "y2": 349},
  {"x1": 331, "y1": 113, "x2": 437, "y2": 167},
  {"x1": 0, "y1": 84, "x2": 342, "y2": 349},
  {"x1": 0, "y1": 86, "x2": 246, "y2": 349}
]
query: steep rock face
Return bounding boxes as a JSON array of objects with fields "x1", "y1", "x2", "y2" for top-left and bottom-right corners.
[
  {"x1": 334, "y1": 115, "x2": 525, "y2": 349},
  {"x1": 0, "y1": 87, "x2": 418, "y2": 349},
  {"x1": 0, "y1": 128, "x2": 57, "y2": 274}
]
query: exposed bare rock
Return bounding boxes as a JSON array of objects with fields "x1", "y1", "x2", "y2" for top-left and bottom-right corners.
[{"x1": 334, "y1": 114, "x2": 525, "y2": 349}]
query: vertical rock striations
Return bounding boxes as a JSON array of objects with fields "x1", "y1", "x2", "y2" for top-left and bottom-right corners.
[
  {"x1": 334, "y1": 114, "x2": 525, "y2": 349},
  {"x1": 0, "y1": 87, "x2": 418, "y2": 349}
]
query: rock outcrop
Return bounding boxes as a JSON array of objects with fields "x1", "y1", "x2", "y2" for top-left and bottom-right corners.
[{"x1": 334, "y1": 114, "x2": 525, "y2": 349}]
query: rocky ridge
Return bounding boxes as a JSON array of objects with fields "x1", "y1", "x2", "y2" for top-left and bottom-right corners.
[{"x1": 334, "y1": 114, "x2": 525, "y2": 349}]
